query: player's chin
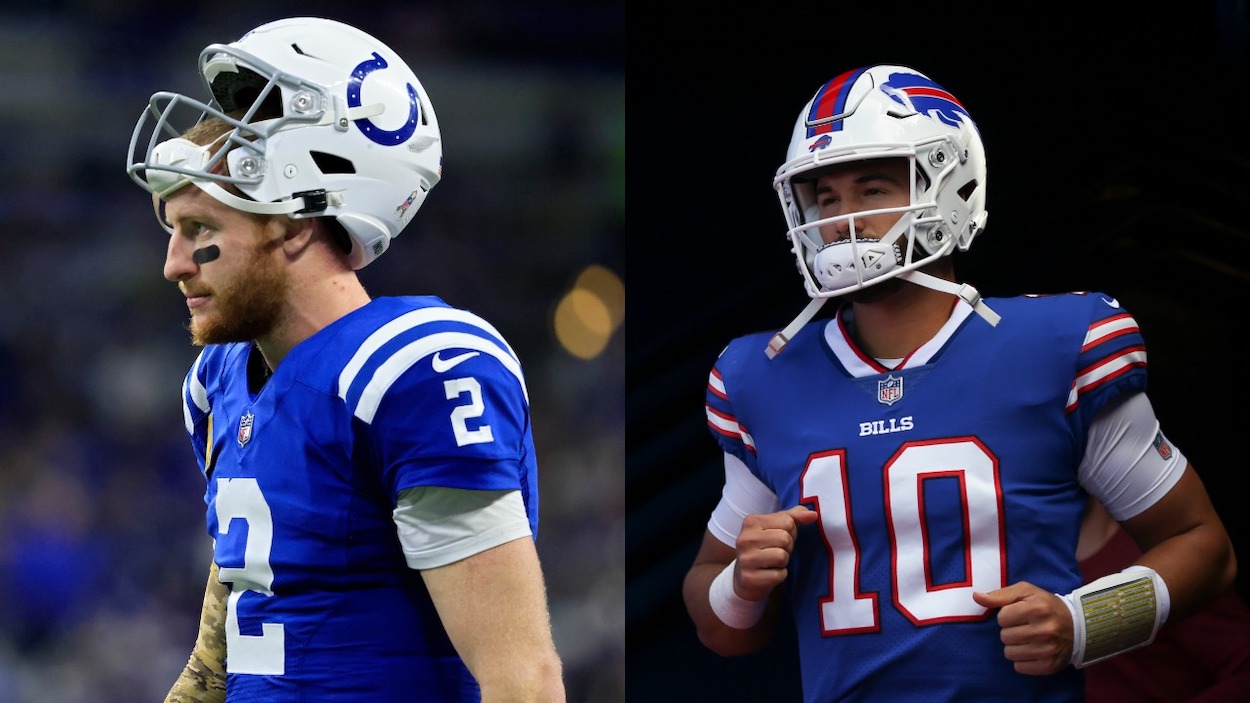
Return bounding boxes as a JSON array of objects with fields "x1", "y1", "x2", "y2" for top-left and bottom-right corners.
[
  {"x1": 189, "y1": 312, "x2": 225, "y2": 346},
  {"x1": 846, "y1": 278, "x2": 905, "y2": 304}
]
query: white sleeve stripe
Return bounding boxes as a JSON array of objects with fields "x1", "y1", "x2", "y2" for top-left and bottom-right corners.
[
  {"x1": 1083, "y1": 315, "x2": 1138, "y2": 348},
  {"x1": 708, "y1": 371, "x2": 726, "y2": 396},
  {"x1": 706, "y1": 406, "x2": 755, "y2": 450},
  {"x1": 705, "y1": 405, "x2": 738, "y2": 434},
  {"x1": 338, "y1": 307, "x2": 518, "y2": 402},
  {"x1": 183, "y1": 350, "x2": 208, "y2": 433},
  {"x1": 351, "y1": 331, "x2": 527, "y2": 424},
  {"x1": 1066, "y1": 349, "x2": 1148, "y2": 409}
]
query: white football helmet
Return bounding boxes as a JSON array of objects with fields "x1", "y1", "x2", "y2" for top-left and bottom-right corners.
[
  {"x1": 126, "y1": 17, "x2": 442, "y2": 269},
  {"x1": 766, "y1": 65, "x2": 997, "y2": 358}
]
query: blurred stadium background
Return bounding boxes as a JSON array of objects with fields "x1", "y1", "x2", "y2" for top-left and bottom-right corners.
[{"x1": 0, "y1": 2, "x2": 622, "y2": 701}]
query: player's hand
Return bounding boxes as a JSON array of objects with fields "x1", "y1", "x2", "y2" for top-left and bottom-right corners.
[
  {"x1": 973, "y1": 582, "x2": 1075, "y2": 675},
  {"x1": 733, "y1": 505, "x2": 819, "y2": 602}
]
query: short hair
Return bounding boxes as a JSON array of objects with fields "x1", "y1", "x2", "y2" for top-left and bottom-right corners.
[{"x1": 182, "y1": 117, "x2": 234, "y2": 150}]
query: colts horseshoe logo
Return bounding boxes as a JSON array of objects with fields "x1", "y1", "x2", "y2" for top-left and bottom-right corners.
[{"x1": 347, "y1": 52, "x2": 419, "y2": 146}]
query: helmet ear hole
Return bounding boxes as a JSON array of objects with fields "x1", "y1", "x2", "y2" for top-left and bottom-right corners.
[
  {"x1": 310, "y1": 151, "x2": 356, "y2": 174},
  {"x1": 958, "y1": 179, "x2": 978, "y2": 201}
]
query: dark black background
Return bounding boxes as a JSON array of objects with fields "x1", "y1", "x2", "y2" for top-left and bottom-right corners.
[{"x1": 627, "y1": 3, "x2": 1250, "y2": 700}]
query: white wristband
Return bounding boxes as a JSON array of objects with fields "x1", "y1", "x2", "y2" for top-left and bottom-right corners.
[
  {"x1": 1060, "y1": 565, "x2": 1170, "y2": 668},
  {"x1": 709, "y1": 559, "x2": 768, "y2": 629}
]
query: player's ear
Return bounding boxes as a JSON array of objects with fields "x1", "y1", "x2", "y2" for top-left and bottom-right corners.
[{"x1": 277, "y1": 214, "x2": 318, "y2": 257}]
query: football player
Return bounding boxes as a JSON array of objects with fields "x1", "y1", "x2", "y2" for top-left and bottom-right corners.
[
  {"x1": 126, "y1": 17, "x2": 564, "y2": 702},
  {"x1": 683, "y1": 64, "x2": 1236, "y2": 701}
]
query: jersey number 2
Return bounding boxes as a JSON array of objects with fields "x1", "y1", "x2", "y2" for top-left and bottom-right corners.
[
  {"x1": 215, "y1": 477, "x2": 285, "y2": 675},
  {"x1": 801, "y1": 437, "x2": 1006, "y2": 634},
  {"x1": 444, "y1": 377, "x2": 494, "y2": 446}
]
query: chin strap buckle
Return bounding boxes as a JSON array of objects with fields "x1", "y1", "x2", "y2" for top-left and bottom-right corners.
[
  {"x1": 765, "y1": 298, "x2": 829, "y2": 359},
  {"x1": 293, "y1": 189, "x2": 329, "y2": 215},
  {"x1": 898, "y1": 270, "x2": 1002, "y2": 327}
]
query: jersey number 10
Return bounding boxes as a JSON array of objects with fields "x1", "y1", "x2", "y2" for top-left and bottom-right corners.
[{"x1": 801, "y1": 437, "x2": 1006, "y2": 633}]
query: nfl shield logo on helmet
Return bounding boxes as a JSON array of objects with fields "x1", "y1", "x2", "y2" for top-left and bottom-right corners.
[
  {"x1": 237, "y1": 411, "x2": 255, "y2": 447},
  {"x1": 877, "y1": 375, "x2": 903, "y2": 406}
]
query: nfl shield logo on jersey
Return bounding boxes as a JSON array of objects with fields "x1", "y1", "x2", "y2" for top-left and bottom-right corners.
[
  {"x1": 237, "y1": 411, "x2": 255, "y2": 447},
  {"x1": 1152, "y1": 431, "x2": 1172, "y2": 460},
  {"x1": 877, "y1": 375, "x2": 903, "y2": 406}
]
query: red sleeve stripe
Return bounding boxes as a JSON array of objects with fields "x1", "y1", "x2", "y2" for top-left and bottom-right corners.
[
  {"x1": 1065, "y1": 347, "x2": 1147, "y2": 412},
  {"x1": 706, "y1": 404, "x2": 756, "y2": 452},
  {"x1": 1081, "y1": 313, "x2": 1139, "y2": 353},
  {"x1": 708, "y1": 368, "x2": 728, "y2": 400}
]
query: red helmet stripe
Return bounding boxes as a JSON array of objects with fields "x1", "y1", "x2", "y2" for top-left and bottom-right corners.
[{"x1": 806, "y1": 67, "x2": 868, "y2": 137}]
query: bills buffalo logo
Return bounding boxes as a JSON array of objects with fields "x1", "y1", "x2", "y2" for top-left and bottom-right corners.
[
  {"x1": 880, "y1": 72, "x2": 970, "y2": 130},
  {"x1": 804, "y1": 67, "x2": 971, "y2": 141},
  {"x1": 808, "y1": 134, "x2": 832, "y2": 152},
  {"x1": 877, "y1": 374, "x2": 903, "y2": 406},
  {"x1": 238, "y1": 411, "x2": 255, "y2": 447}
]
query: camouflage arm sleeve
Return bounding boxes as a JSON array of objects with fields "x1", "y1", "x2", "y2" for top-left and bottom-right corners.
[{"x1": 164, "y1": 562, "x2": 228, "y2": 703}]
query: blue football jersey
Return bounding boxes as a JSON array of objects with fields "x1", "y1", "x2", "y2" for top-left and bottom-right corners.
[
  {"x1": 705, "y1": 293, "x2": 1149, "y2": 702},
  {"x1": 180, "y1": 296, "x2": 539, "y2": 702}
]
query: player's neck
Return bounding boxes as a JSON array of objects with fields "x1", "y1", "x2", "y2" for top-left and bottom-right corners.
[
  {"x1": 256, "y1": 269, "x2": 372, "y2": 370},
  {"x1": 849, "y1": 283, "x2": 958, "y2": 360}
]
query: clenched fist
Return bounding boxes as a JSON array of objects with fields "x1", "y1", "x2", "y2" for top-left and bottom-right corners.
[{"x1": 733, "y1": 505, "x2": 819, "y2": 602}]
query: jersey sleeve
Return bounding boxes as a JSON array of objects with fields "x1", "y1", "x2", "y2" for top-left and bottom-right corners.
[
  {"x1": 181, "y1": 350, "x2": 210, "y2": 474},
  {"x1": 705, "y1": 342, "x2": 760, "y2": 473},
  {"x1": 1065, "y1": 293, "x2": 1149, "y2": 430},
  {"x1": 352, "y1": 328, "x2": 534, "y2": 501},
  {"x1": 181, "y1": 346, "x2": 238, "y2": 482}
]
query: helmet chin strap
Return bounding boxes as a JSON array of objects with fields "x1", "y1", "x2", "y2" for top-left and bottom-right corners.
[
  {"x1": 898, "y1": 269, "x2": 1001, "y2": 327},
  {"x1": 764, "y1": 268, "x2": 1000, "y2": 360},
  {"x1": 197, "y1": 181, "x2": 311, "y2": 216},
  {"x1": 765, "y1": 216, "x2": 912, "y2": 359},
  {"x1": 765, "y1": 297, "x2": 828, "y2": 359}
]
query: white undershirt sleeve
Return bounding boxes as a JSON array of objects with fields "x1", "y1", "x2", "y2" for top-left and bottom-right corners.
[
  {"x1": 392, "y1": 487, "x2": 532, "y2": 570},
  {"x1": 1078, "y1": 392, "x2": 1187, "y2": 521},
  {"x1": 708, "y1": 452, "x2": 781, "y2": 547}
]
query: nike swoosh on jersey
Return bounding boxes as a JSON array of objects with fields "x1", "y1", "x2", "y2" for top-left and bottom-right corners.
[
  {"x1": 431, "y1": 350, "x2": 481, "y2": 372},
  {"x1": 1101, "y1": 297, "x2": 1120, "y2": 308}
]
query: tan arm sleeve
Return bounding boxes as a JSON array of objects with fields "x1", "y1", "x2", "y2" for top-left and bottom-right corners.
[{"x1": 164, "y1": 561, "x2": 228, "y2": 703}]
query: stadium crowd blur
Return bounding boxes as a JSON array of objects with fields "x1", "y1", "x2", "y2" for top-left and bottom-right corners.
[{"x1": 0, "y1": 2, "x2": 623, "y2": 701}]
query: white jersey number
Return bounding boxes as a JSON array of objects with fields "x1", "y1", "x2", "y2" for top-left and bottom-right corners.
[
  {"x1": 800, "y1": 438, "x2": 1005, "y2": 634},
  {"x1": 444, "y1": 377, "x2": 495, "y2": 446},
  {"x1": 215, "y1": 477, "x2": 285, "y2": 675}
]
